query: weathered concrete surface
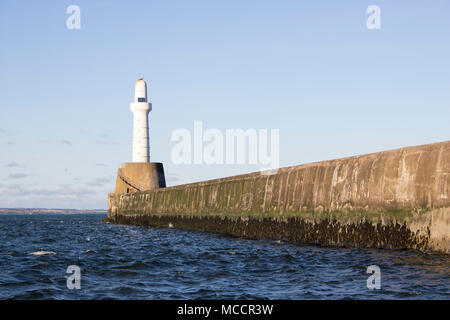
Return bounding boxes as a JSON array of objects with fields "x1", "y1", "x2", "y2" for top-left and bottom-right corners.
[
  {"x1": 115, "y1": 162, "x2": 166, "y2": 194},
  {"x1": 108, "y1": 141, "x2": 450, "y2": 252}
]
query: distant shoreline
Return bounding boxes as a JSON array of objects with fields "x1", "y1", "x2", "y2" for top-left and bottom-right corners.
[{"x1": 0, "y1": 208, "x2": 107, "y2": 215}]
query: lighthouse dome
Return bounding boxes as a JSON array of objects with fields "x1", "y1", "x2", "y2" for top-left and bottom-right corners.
[{"x1": 135, "y1": 78, "x2": 147, "y2": 102}]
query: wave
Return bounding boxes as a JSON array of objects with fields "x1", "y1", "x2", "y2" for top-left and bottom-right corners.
[{"x1": 29, "y1": 251, "x2": 56, "y2": 256}]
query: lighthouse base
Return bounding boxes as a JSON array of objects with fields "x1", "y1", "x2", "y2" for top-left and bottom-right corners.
[{"x1": 114, "y1": 162, "x2": 166, "y2": 194}]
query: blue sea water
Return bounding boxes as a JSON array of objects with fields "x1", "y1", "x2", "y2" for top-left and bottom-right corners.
[{"x1": 0, "y1": 213, "x2": 448, "y2": 299}]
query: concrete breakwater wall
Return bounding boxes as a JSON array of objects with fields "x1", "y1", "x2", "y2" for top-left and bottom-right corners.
[{"x1": 108, "y1": 141, "x2": 450, "y2": 252}]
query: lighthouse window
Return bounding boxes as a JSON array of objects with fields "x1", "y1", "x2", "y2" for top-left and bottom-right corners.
[{"x1": 138, "y1": 98, "x2": 146, "y2": 102}]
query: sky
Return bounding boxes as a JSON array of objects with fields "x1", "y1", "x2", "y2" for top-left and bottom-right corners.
[{"x1": 0, "y1": 0, "x2": 449, "y2": 209}]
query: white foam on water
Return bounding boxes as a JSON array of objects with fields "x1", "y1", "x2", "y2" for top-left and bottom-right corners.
[{"x1": 29, "y1": 251, "x2": 56, "y2": 256}]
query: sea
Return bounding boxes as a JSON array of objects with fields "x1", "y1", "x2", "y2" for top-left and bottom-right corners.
[{"x1": 0, "y1": 213, "x2": 448, "y2": 299}]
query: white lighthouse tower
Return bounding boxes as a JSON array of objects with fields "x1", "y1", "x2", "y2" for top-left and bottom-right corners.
[
  {"x1": 130, "y1": 79, "x2": 151, "y2": 162},
  {"x1": 113, "y1": 78, "x2": 166, "y2": 194}
]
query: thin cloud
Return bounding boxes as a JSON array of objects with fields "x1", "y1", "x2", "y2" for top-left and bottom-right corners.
[
  {"x1": 87, "y1": 178, "x2": 111, "y2": 187},
  {"x1": 95, "y1": 163, "x2": 106, "y2": 167},
  {"x1": 2, "y1": 184, "x2": 27, "y2": 196},
  {"x1": 60, "y1": 140, "x2": 72, "y2": 146},
  {"x1": 58, "y1": 183, "x2": 73, "y2": 189},
  {"x1": 166, "y1": 172, "x2": 180, "y2": 183},
  {"x1": 5, "y1": 161, "x2": 21, "y2": 168},
  {"x1": 95, "y1": 140, "x2": 118, "y2": 146},
  {"x1": 8, "y1": 173, "x2": 28, "y2": 179},
  {"x1": 0, "y1": 129, "x2": 18, "y2": 136},
  {"x1": 1, "y1": 184, "x2": 94, "y2": 197}
]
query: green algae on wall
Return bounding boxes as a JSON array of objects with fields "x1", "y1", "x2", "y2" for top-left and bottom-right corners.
[{"x1": 108, "y1": 141, "x2": 450, "y2": 252}]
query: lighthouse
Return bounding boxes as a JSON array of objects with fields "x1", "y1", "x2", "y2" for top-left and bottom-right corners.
[
  {"x1": 130, "y1": 79, "x2": 151, "y2": 162},
  {"x1": 112, "y1": 78, "x2": 166, "y2": 195}
]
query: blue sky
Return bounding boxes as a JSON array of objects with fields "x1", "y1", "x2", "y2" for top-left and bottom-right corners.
[{"x1": 0, "y1": 0, "x2": 449, "y2": 209}]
